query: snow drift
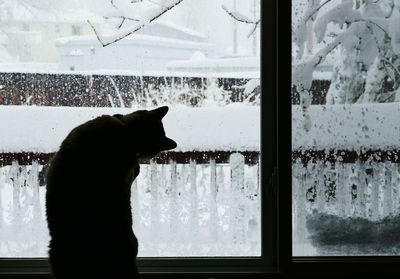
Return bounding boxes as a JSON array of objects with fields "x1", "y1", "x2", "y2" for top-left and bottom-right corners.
[{"x1": 0, "y1": 104, "x2": 260, "y2": 153}]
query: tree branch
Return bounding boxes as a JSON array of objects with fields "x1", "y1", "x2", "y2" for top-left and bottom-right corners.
[
  {"x1": 247, "y1": 21, "x2": 259, "y2": 38},
  {"x1": 88, "y1": 0, "x2": 184, "y2": 47},
  {"x1": 349, "y1": 19, "x2": 389, "y2": 36},
  {"x1": 304, "y1": 0, "x2": 333, "y2": 23},
  {"x1": 221, "y1": 4, "x2": 258, "y2": 24},
  {"x1": 221, "y1": 4, "x2": 260, "y2": 37}
]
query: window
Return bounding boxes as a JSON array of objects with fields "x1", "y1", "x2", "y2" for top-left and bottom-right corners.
[
  {"x1": 71, "y1": 25, "x2": 81, "y2": 36},
  {"x1": 288, "y1": 0, "x2": 400, "y2": 276},
  {"x1": 0, "y1": 0, "x2": 272, "y2": 277}
]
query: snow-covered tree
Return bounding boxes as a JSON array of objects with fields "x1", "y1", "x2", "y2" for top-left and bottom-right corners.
[
  {"x1": 293, "y1": 0, "x2": 400, "y2": 105},
  {"x1": 222, "y1": 0, "x2": 261, "y2": 105}
]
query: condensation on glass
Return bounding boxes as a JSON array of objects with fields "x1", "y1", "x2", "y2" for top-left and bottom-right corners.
[
  {"x1": 292, "y1": 0, "x2": 400, "y2": 256},
  {"x1": 0, "y1": 0, "x2": 261, "y2": 257}
]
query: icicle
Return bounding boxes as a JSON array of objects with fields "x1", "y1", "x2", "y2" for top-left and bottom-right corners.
[
  {"x1": 169, "y1": 159, "x2": 178, "y2": 236},
  {"x1": 10, "y1": 161, "x2": 21, "y2": 230},
  {"x1": 324, "y1": 163, "x2": 337, "y2": 215},
  {"x1": 0, "y1": 165, "x2": 4, "y2": 228},
  {"x1": 349, "y1": 162, "x2": 359, "y2": 217},
  {"x1": 372, "y1": 162, "x2": 382, "y2": 220},
  {"x1": 336, "y1": 163, "x2": 352, "y2": 217},
  {"x1": 314, "y1": 162, "x2": 325, "y2": 213},
  {"x1": 229, "y1": 153, "x2": 246, "y2": 245},
  {"x1": 131, "y1": 172, "x2": 140, "y2": 233},
  {"x1": 149, "y1": 160, "x2": 159, "y2": 240},
  {"x1": 366, "y1": 162, "x2": 379, "y2": 220},
  {"x1": 189, "y1": 159, "x2": 199, "y2": 240},
  {"x1": 209, "y1": 157, "x2": 218, "y2": 242},
  {"x1": 292, "y1": 162, "x2": 302, "y2": 254},
  {"x1": 383, "y1": 162, "x2": 393, "y2": 217},
  {"x1": 356, "y1": 162, "x2": 368, "y2": 218},
  {"x1": 30, "y1": 162, "x2": 42, "y2": 225},
  {"x1": 391, "y1": 163, "x2": 400, "y2": 214},
  {"x1": 247, "y1": 156, "x2": 261, "y2": 253}
]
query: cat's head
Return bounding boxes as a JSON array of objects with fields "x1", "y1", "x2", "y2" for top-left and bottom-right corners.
[{"x1": 113, "y1": 106, "x2": 177, "y2": 158}]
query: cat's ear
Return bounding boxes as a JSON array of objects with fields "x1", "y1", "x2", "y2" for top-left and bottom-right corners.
[{"x1": 150, "y1": 106, "x2": 169, "y2": 119}]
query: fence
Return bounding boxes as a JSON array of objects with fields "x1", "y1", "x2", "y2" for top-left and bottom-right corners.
[
  {"x1": 0, "y1": 150, "x2": 261, "y2": 257},
  {"x1": 292, "y1": 149, "x2": 400, "y2": 255},
  {"x1": 0, "y1": 72, "x2": 254, "y2": 107}
]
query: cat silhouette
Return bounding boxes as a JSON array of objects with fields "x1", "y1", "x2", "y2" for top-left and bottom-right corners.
[{"x1": 45, "y1": 106, "x2": 176, "y2": 279}]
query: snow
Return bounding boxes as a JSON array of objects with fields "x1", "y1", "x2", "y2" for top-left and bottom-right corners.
[
  {"x1": 292, "y1": 103, "x2": 400, "y2": 150},
  {"x1": 154, "y1": 20, "x2": 206, "y2": 40},
  {"x1": 167, "y1": 56, "x2": 260, "y2": 75},
  {"x1": 389, "y1": 8, "x2": 400, "y2": 54},
  {"x1": 89, "y1": 0, "x2": 183, "y2": 46},
  {"x1": 0, "y1": 104, "x2": 260, "y2": 153},
  {"x1": 67, "y1": 49, "x2": 84, "y2": 56},
  {"x1": 312, "y1": 71, "x2": 331, "y2": 80},
  {"x1": 55, "y1": 31, "x2": 216, "y2": 72},
  {"x1": 55, "y1": 34, "x2": 214, "y2": 49},
  {"x1": 6, "y1": 1, "x2": 101, "y2": 23}
]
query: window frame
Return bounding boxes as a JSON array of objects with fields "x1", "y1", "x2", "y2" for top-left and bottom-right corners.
[
  {"x1": 0, "y1": 1, "x2": 277, "y2": 278},
  {"x1": 279, "y1": 0, "x2": 400, "y2": 277}
]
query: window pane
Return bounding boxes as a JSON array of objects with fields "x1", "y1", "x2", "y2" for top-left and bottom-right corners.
[
  {"x1": 0, "y1": 0, "x2": 260, "y2": 257},
  {"x1": 292, "y1": 0, "x2": 400, "y2": 256}
]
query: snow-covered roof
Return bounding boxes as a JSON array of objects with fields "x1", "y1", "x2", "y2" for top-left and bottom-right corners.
[
  {"x1": 152, "y1": 20, "x2": 205, "y2": 40},
  {"x1": 167, "y1": 55, "x2": 260, "y2": 74},
  {"x1": 55, "y1": 34, "x2": 215, "y2": 50},
  {"x1": 0, "y1": 104, "x2": 260, "y2": 153},
  {"x1": 167, "y1": 52, "x2": 260, "y2": 71}
]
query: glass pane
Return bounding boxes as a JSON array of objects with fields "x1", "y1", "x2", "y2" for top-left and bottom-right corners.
[
  {"x1": 0, "y1": 0, "x2": 260, "y2": 257},
  {"x1": 292, "y1": 0, "x2": 400, "y2": 256}
]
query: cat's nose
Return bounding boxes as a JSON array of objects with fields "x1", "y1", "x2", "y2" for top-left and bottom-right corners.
[{"x1": 163, "y1": 137, "x2": 177, "y2": 150}]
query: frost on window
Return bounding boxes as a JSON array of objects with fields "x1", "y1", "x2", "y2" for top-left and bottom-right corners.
[
  {"x1": 0, "y1": 0, "x2": 260, "y2": 257},
  {"x1": 292, "y1": 0, "x2": 400, "y2": 256}
]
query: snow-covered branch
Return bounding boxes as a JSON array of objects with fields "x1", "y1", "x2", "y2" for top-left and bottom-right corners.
[
  {"x1": 293, "y1": 23, "x2": 363, "y2": 91},
  {"x1": 88, "y1": 0, "x2": 183, "y2": 47},
  {"x1": 221, "y1": 4, "x2": 260, "y2": 37},
  {"x1": 292, "y1": 0, "x2": 400, "y2": 105}
]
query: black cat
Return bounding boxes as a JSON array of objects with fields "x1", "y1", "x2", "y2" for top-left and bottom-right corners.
[{"x1": 45, "y1": 106, "x2": 176, "y2": 279}]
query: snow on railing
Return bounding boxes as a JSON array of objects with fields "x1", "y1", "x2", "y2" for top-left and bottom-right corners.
[{"x1": 0, "y1": 150, "x2": 260, "y2": 257}]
